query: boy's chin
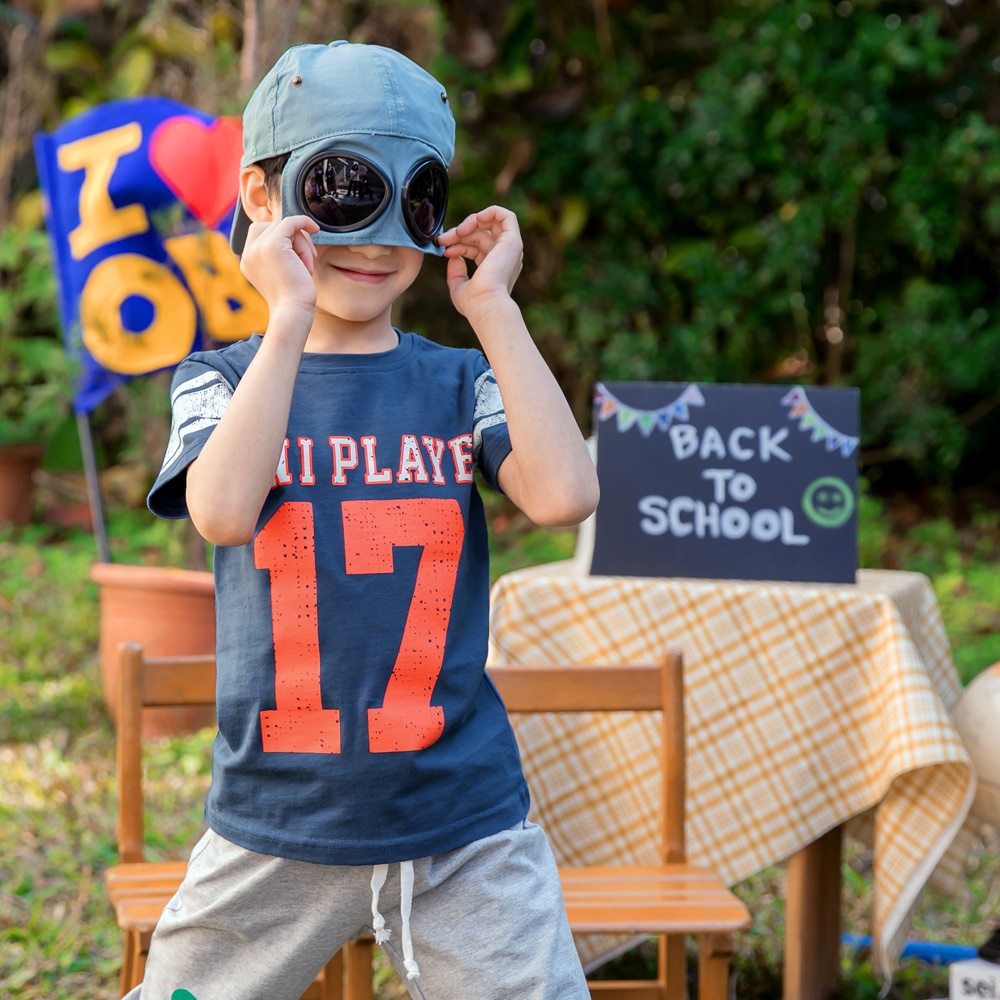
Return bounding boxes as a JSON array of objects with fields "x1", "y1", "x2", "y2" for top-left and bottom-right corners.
[{"x1": 315, "y1": 299, "x2": 393, "y2": 327}]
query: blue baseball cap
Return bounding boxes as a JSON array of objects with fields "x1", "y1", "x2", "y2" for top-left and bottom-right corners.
[{"x1": 230, "y1": 41, "x2": 455, "y2": 256}]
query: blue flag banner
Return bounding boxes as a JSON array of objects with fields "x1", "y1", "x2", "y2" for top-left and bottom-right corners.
[{"x1": 34, "y1": 97, "x2": 267, "y2": 413}]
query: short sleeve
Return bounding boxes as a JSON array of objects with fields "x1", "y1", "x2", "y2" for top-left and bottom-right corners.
[
  {"x1": 147, "y1": 358, "x2": 235, "y2": 519},
  {"x1": 472, "y1": 360, "x2": 511, "y2": 492}
]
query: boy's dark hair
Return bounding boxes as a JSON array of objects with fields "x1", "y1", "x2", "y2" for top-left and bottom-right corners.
[{"x1": 258, "y1": 152, "x2": 291, "y2": 199}]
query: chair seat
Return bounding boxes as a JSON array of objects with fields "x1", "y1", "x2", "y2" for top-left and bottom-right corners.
[
  {"x1": 106, "y1": 860, "x2": 188, "y2": 883},
  {"x1": 106, "y1": 861, "x2": 187, "y2": 933},
  {"x1": 559, "y1": 864, "x2": 751, "y2": 934}
]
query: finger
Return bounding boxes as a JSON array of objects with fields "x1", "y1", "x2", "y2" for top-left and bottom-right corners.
[
  {"x1": 443, "y1": 243, "x2": 487, "y2": 267},
  {"x1": 446, "y1": 254, "x2": 469, "y2": 294},
  {"x1": 454, "y1": 221, "x2": 518, "y2": 255},
  {"x1": 437, "y1": 210, "x2": 508, "y2": 245},
  {"x1": 478, "y1": 204, "x2": 518, "y2": 225},
  {"x1": 457, "y1": 224, "x2": 503, "y2": 250},
  {"x1": 452, "y1": 212, "x2": 500, "y2": 240},
  {"x1": 465, "y1": 206, "x2": 519, "y2": 236},
  {"x1": 443, "y1": 234, "x2": 493, "y2": 262},
  {"x1": 291, "y1": 230, "x2": 316, "y2": 274},
  {"x1": 280, "y1": 214, "x2": 320, "y2": 236},
  {"x1": 307, "y1": 232, "x2": 319, "y2": 258},
  {"x1": 242, "y1": 220, "x2": 271, "y2": 253}
]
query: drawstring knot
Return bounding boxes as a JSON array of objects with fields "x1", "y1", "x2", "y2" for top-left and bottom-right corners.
[
  {"x1": 368, "y1": 860, "x2": 420, "y2": 980},
  {"x1": 369, "y1": 864, "x2": 391, "y2": 945},
  {"x1": 399, "y1": 859, "x2": 420, "y2": 980}
]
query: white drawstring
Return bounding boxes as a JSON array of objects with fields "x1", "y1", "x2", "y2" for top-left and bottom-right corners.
[
  {"x1": 399, "y1": 859, "x2": 420, "y2": 980},
  {"x1": 370, "y1": 864, "x2": 390, "y2": 944},
  {"x1": 368, "y1": 861, "x2": 420, "y2": 980}
]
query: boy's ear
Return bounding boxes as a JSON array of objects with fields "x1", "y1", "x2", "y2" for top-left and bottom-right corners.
[{"x1": 239, "y1": 165, "x2": 278, "y2": 222}]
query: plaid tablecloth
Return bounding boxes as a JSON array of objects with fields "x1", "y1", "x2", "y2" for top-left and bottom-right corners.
[{"x1": 487, "y1": 564, "x2": 976, "y2": 976}]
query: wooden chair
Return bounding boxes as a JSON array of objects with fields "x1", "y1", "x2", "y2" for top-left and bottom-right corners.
[
  {"x1": 103, "y1": 642, "x2": 374, "y2": 1000},
  {"x1": 486, "y1": 652, "x2": 751, "y2": 1000}
]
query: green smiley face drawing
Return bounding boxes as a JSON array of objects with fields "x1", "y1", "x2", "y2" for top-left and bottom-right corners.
[{"x1": 802, "y1": 477, "x2": 854, "y2": 528}]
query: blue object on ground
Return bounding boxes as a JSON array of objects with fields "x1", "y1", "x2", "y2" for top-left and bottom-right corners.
[{"x1": 842, "y1": 933, "x2": 978, "y2": 965}]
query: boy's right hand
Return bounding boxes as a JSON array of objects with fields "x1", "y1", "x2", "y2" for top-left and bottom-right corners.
[{"x1": 240, "y1": 215, "x2": 320, "y2": 322}]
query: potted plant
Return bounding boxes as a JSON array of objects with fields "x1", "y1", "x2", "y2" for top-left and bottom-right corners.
[
  {"x1": 90, "y1": 559, "x2": 217, "y2": 737},
  {"x1": 85, "y1": 378, "x2": 218, "y2": 738}
]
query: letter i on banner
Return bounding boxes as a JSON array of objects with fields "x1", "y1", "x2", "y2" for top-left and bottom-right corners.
[{"x1": 34, "y1": 97, "x2": 268, "y2": 416}]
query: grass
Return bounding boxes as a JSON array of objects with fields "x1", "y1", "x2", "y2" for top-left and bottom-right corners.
[{"x1": 1, "y1": 488, "x2": 998, "y2": 998}]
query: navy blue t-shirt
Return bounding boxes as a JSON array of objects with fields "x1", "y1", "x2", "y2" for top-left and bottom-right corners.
[{"x1": 148, "y1": 331, "x2": 529, "y2": 864}]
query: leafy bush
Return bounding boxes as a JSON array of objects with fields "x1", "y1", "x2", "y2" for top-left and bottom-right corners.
[
  {"x1": 9, "y1": 0, "x2": 1000, "y2": 493},
  {"x1": 0, "y1": 337, "x2": 70, "y2": 446},
  {"x1": 434, "y1": 0, "x2": 1000, "y2": 491},
  {"x1": 0, "y1": 210, "x2": 71, "y2": 446}
]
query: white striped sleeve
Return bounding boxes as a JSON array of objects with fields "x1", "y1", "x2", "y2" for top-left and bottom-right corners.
[
  {"x1": 160, "y1": 367, "x2": 233, "y2": 480},
  {"x1": 472, "y1": 367, "x2": 507, "y2": 461}
]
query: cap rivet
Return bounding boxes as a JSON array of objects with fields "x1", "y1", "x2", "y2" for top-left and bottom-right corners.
[
  {"x1": 440, "y1": 91, "x2": 448, "y2": 102},
  {"x1": 292, "y1": 75, "x2": 303, "y2": 87}
]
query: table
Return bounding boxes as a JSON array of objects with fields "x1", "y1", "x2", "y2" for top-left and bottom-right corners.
[{"x1": 487, "y1": 563, "x2": 977, "y2": 996}]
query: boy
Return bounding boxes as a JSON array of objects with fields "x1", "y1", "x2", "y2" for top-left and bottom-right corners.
[{"x1": 139, "y1": 40, "x2": 599, "y2": 1000}]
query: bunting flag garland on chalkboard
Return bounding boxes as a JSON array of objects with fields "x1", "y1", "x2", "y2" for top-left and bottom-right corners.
[
  {"x1": 594, "y1": 382, "x2": 705, "y2": 436},
  {"x1": 780, "y1": 387, "x2": 859, "y2": 457}
]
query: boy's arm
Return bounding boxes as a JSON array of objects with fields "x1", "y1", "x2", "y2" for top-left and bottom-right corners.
[
  {"x1": 437, "y1": 207, "x2": 599, "y2": 527},
  {"x1": 185, "y1": 215, "x2": 319, "y2": 546}
]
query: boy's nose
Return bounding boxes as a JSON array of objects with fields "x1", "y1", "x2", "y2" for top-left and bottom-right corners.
[{"x1": 347, "y1": 244, "x2": 392, "y2": 260}]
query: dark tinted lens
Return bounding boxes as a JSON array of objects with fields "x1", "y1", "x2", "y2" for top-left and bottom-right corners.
[
  {"x1": 404, "y1": 162, "x2": 448, "y2": 240},
  {"x1": 300, "y1": 154, "x2": 389, "y2": 231}
]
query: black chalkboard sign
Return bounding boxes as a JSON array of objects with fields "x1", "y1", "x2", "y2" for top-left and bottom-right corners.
[{"x1": 590, "y1": 382, "x2": 859, "y2": 583}]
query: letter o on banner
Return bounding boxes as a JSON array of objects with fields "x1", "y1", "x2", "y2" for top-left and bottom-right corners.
[{"x1": 80, "y1": 254, "x2": 196, "y2": 375}]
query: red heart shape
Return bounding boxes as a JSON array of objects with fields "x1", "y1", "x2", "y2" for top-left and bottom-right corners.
[{"x1": 150, "y1": 115, "x2": 243, "y2": 229}]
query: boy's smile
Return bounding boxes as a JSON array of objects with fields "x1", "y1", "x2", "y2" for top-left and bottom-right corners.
[
  {"x1": 333, "y1": 264, "x2": 395, "y2": 284},
  {"x1": 311, "y1": 242, "x2": 424, "y2": 342}
]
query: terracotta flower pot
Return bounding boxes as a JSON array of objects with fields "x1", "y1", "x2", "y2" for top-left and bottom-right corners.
[
  {"x1": 0, "y1": 442, "x2": 45, "y2": 526},
  {"x1": 90, "y1": 562, "x2": 216, "y2": 738}
]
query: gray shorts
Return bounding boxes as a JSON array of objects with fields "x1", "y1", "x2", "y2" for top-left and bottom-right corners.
[{"x1": 122, "y1": 820, "x2": 588, "y2": 1000}]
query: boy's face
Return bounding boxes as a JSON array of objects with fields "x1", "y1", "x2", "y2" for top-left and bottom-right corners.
[
  {"x1": 261, "y1": 179, "x2": 424, "y2": 326},
  {"x1": 312, "y1": 241, "x2": 424, "y2": 327}
]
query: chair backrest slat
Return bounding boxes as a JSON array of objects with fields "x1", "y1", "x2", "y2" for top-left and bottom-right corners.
[
  {"x1": 141, "y1": 656, "x2": 216, "y2": 707},
  {"x1": 488, "y1": 651, "x2": 686, "y2": 865},
  {"x1": 115, "y1": 643, "x2": 217, "y2": 865},
  {"x1": 487, "y1": 663, "x2": 661, "y2": 712}
]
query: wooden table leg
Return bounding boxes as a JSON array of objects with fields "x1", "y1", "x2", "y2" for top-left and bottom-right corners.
[{"x1": 784, "y1": 824, "x2": 843, "y2": 1000}]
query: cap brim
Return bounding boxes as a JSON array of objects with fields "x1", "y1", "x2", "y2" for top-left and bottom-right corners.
[{"x1": 229, "y1": 196, "x2": 252, "y2": 255}]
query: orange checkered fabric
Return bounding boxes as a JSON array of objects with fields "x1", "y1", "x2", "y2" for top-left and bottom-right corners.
[{"x1": 488, "y1": 565, "x2": 974, "y2": 976}]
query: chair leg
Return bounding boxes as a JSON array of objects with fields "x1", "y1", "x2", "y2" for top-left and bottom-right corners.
[
  {"x1": 661, "y1": 933, "x2": 686, "y2": 1000},
  {"x1": 344, "y1": 937, "x2": 374, "y2": 1000},
  {"x1": 119, "y1": 930, "x2": 137, "y2": 997},
  {"x1": 322, "y1": 948, "x2": 344, "y2": 1000},
  {"x1": 135, "y1": 930, "x2": 153, "y2": 985},
  {"x1": 118, "y1": 929, "x2": 149, "y2": 996},
  {"x1": 697, "y1": 934, "x2": 734, "y2": 1000}
]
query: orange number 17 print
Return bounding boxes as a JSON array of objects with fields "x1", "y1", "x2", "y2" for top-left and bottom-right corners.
[{"x1": 254, "y1": 498, "x2": 464, "y2": 755}]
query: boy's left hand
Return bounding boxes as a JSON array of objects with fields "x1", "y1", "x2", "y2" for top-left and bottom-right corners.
[{"x1": 436, "y1": 206, "x2": 523, "y2": 319}]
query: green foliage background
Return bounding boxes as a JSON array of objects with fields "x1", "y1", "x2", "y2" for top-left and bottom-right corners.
[
  {"x1": 433, "y1": 0, "x2": 1000, "y2": 495},
  {"x1": 4, "y1": 0, "x2": 1000, "y2": 497},
  {"x1": 3, "y1": 5, "x2": 1000, "y2": 995}
]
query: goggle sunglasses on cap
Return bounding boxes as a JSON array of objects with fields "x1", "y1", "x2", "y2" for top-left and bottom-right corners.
[{"x1": 296, "y1": 150, "x2": 449, "y2": 245}]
